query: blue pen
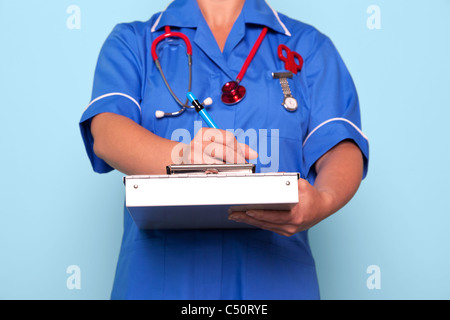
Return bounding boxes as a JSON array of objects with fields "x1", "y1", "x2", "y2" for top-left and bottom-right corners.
[{"x1": 187, "y1": 92, "x2": 219, "y2": 129}]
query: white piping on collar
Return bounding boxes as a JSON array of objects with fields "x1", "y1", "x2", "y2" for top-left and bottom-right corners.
[
  {"x1": 151, "y1": 0, "x2": 292, "y2": 36},
  {"x1": 151, "y1": 0, "x2": 174, "y2": 32},
  {"x1": 264, "y1": 1, "x2": 291, "y2": 36}
]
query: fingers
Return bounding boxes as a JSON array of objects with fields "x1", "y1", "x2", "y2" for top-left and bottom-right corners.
[
  {"x1": 204, "y1": 129, "x2": 244, "y2": 163},
  {"x1": 238, "y1": 142, "x2": 258, "y2": 160},
  {"x1": 228, "y1": 210, "x2": 300, "y2": 237},
  {"x1": 189, "y1": 128, "x2": 258, "y2": 164},
  {"x1": 228, "y1": 179, "x2": 323, "y2": 236},
  {"x1": 230, "y1": 209, "x2": 294, "y2": 225}
]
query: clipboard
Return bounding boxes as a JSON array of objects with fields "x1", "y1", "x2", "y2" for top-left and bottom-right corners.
[{"x1": 124, "y1": 164, "x2": 299, "y2": 230}]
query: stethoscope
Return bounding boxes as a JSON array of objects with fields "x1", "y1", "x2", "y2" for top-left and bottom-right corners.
[
  {"x1": 152, "y1": 26, "x2": 299, "y2": 119},
  {"x1": 151, "y1": 26, "x2": 198, "y2": 119}
]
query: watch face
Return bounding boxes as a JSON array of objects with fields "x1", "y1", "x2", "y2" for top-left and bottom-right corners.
[{"x1": 283, "y1": 97, "x2": 298, "y2": 111}]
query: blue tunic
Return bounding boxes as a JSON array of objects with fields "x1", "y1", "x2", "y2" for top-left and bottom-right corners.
[{"x1": 80, "y1": 0, "x2": 369, "y2": 300}]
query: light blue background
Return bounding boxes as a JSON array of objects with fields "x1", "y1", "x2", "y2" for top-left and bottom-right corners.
[{"x1": 0, "y1": 0, "x2": 449, "y2": 300}]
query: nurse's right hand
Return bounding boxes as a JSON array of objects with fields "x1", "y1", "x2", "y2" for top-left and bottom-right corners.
[{"x1": 171, "y1": 127, "x2": 258, "y2": 164}]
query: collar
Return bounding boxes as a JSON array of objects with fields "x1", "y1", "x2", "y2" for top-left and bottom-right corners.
[{"x1": 151, "y1": 0, "x2": 291, "y2": 36}]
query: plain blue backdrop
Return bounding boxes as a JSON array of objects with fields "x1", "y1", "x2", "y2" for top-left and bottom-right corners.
[{"x1": 0, "y1": 0, "x2": 449, "y2": 299}]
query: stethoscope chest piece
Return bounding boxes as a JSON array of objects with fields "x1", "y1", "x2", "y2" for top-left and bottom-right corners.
[{"x1": 221, "y1": 81, "x2": 246, "y2": 105}]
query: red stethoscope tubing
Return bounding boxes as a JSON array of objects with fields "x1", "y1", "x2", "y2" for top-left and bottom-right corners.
[
  {"x1": 151, "y1": 25, "x2": 268, "y2": 109},
  {"x1": 151, "y1": 26, "x2": 192, "y2": 61},
  {"x1": 236, "y1": 27, "x2": 268, "y2": 83},
  {"x1": 151, "y1": 26, "x2": 193, "y2": 114},
  {"x1": 221, "y1": 27, "x2": 268, "y2": 105}
]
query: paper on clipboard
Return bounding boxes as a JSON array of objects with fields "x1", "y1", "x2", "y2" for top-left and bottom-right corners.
[{"x1": 124, "y1": 164, "x2": 299, "y2": 230}]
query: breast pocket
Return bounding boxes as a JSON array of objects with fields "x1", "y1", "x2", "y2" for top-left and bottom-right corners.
[
  {"x1": 235, "y1": 70, "x2": 309, "y2": 173},
  {"x1": 264, "y1": 71, "x2": 307, "y2": 141}
]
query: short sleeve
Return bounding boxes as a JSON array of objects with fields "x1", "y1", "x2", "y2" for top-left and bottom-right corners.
[
  {"x1": 302, "y1": 36, "x2": 369, "y2": 181},
  {"x1": 79, "y1": 23, "x2": 143, "y2": 173}
]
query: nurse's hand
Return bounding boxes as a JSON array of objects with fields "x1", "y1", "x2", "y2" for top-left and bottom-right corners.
[
  {"x1": 171, "y1": 127, "x2": 258, "y2": 164},
  {"x1": 228, "y1": 179, "x2": 334, "y2": 236},
  {"x1": 228, "y1": 140, "x2": 365, "y2": 237}
]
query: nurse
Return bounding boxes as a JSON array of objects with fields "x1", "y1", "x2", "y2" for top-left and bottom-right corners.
[{"x1": 80, "y1": 0, "x2": 369, "y2": 299}]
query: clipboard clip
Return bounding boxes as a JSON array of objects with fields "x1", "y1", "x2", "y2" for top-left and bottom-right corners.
[{"x1": 166, "y1": 163, "x2": 256, "y2": 175}]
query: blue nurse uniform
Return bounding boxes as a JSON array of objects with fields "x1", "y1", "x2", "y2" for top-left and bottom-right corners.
[{"x1": 80, "y1": 0, "x2": 369, "y2": 300}]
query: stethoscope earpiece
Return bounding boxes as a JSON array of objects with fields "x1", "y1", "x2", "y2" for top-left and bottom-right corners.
[
  {"x1": 202, "y1": 97, "x2": 213, "y2": 107},
  {"x1": 155, "y1": 110, "x2": 166, "y2": 119}
]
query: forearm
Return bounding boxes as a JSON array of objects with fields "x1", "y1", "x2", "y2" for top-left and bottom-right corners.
[
  {"x1": 91, "y1": 112, "x2": 178, "y2": 175},
  {"x1": 313, "y1": 140, "x2": 364, "y2": 220}
]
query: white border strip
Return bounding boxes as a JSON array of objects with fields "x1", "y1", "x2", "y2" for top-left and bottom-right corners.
[
  {"x1": 151, "y1": 1, "x2": 291, "y2": 36},
  {"x1": 265, "y1": 1, "x2": 291, "y2": 36},
  {"x1": 303, "y1": 117, "x2": 369, "y2": 147},
  {"x1": 84, "y1": 92, "x2": 142, "y2": 113},
  {"x1": 151, "y1": 0, "x2": 174, "y2": 32}
]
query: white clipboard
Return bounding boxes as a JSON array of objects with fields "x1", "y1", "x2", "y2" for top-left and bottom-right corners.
[{"x1": 124, "y1": 164, "x2": 299, "y2": 229}]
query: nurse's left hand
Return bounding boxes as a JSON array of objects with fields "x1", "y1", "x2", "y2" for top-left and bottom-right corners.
[
  {"x1": 228, "y1": 140, "x2": 365, "y2": 237},
  {"x1": 228, "y1": 178, "x2": 334, "y2": 237}
]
